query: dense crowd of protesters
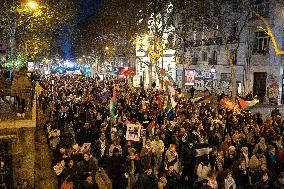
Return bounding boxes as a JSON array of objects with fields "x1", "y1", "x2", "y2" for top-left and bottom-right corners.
[{"x1": 39, "y1": 74, "x2": 284, "y2": 189}]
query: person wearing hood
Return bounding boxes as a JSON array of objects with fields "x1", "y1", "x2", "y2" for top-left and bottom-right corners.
[
  {"x1": 273, "y1": 171, "x2": 284, "y2": 189},
  {"x1": 106, "y1": 148, "x2": 127, "y2": 189}
]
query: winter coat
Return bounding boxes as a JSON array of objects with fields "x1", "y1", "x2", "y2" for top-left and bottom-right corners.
[
  {"x1": 254, "y1": 180, "x2": 271, "y2": 189},
  {"x1": 138, "y1": 173, "x2": 157, "y2": 189},
  {"x1": 234, "y1": 168, "x2": 249, "y2": 189}
]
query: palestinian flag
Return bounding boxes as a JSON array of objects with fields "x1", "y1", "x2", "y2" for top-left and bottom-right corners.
[
  {"x1": 220, "y1": 97, "x2": 238, "y2": 110},
  {"x1": 109, "y1": 86, "x2": 117, "y2": 122},
  {"x1": 236, "y1": 96, "x2": 259, "y2": 110}
]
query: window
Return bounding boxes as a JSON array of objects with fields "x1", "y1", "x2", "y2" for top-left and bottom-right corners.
[
  {"x1": 255, "y1": 31, "x2": 269, "y2": 54},
  {"x1": 213, "y1": 51, "x2": 217, "y2": 61},
  {"x1": 0, "y1": 36, "x2": 3, "y2": 49},
  {"x1": 230, "y1": 50, "x2": 237, "y2": 65},
  {"x1": 202, "y1": 51, "x2": 207, "y2": 61},
  {"x1": 192, "y1": 52, "x2": 199, "y2": 64},
  {"x1": 209, "y1": 51, "x2": 217, "y2": 65},
  {"x1": 231, "y1": 23, "x2": 238, "y2": 38}
]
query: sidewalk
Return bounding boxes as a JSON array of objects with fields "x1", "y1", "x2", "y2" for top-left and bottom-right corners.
[{"x1": 34, "y1": 106, "x2": 58, "y2": 188}]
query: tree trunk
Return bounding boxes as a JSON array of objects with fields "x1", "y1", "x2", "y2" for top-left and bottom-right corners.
[
  {"x1": 8, "y1": 11, "x2": 18, "y2": 58},
  {"x1": 224, "y1": 43, "x2": 237, "y2": 102}
]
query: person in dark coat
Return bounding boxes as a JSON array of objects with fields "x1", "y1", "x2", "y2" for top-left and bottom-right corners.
[
  {"x1": 79, "y1": 174, "x2": 99, "y2": 189},
  {"x1": 234, "y1": 160, "x2": 250, "y2": 189},
  {"x1": 266, "y1": 145, "x2": 279, "y2": 183},
  {"x1": 254, "y1": 172, "x2": 271, "y2": 189},
  {"x1": 273, "y1": 171, "x2": 284, "y2": 189},
  {"x1": 165, "y1": 164, "x2": 181, "y2": 189},
  {"x1": 106, "y1": 148, "x2": 127, "y2": 189},
  {"x1": 138, "y1": 167, "x2": 157, "y2": 189},
  {"x1": 77, "y1": 153, "x2": 98, "y2": 185}
]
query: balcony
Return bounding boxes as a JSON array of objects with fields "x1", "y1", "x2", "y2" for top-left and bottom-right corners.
[{"x1": 187, "y1": 36, "x2": 237, "y2": 48}]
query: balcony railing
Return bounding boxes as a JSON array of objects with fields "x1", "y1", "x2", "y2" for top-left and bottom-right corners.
[{"x1": 187, "y1": 36, "x2": 238, "y2": 48}]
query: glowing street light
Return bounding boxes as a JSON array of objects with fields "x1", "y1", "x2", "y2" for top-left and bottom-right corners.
[
  {"x1": 28, "y1": 1, "x2": 38, "y2": 9},
  {"x1": 105, "y1": 46, "x2": 109, "y2": 51}
]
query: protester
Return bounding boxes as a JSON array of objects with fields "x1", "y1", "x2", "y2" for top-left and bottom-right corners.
[{"x1": 41, "y1": 74, "x2": 283, "y2": 189}]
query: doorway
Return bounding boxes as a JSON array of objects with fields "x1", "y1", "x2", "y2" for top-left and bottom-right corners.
[
  {"x1": 0, "y1": 140, "x2": 13, "y2": 188},
  {"x1": 253, "y1": 72, "x2": 267, "y2": 102}
]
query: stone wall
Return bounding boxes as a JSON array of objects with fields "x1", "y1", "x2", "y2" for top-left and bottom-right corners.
[
  {"x1": 0, "y1": 100, "x2": 36, "y2": 188},
  {"x1": 0, "y1": 127, "x2": 36, "y2": 188}
]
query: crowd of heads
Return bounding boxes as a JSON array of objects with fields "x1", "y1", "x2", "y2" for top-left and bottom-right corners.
[{"x1": 39, "y1": 74, "x2": 284, "y2": 189}]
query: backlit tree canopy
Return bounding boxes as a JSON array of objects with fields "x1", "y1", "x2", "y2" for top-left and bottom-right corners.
[{"x1": 0, "y1": 0, "x2": 80, "y2": 65}]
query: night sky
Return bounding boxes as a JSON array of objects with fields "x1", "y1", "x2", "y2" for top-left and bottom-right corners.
[{"x1": 60, "y1": 0, "x2": 102, "y2": 60}]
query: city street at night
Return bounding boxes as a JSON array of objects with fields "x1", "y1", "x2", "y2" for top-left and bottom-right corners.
[{"x1": 0, "y1": 0, "x2": 284, "y2": 189}]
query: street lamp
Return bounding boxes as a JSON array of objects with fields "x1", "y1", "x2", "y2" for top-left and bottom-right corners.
[
  {"x1": 27, "y1": 1, "x2": 38, "y2": 9},
  {"x1": 210, "y1": 66, "x2": 216, "y2": 93}
]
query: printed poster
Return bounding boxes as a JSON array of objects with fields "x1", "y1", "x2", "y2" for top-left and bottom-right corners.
[
  {"x1": 133, "y1": 76, "x2": 141, "y2": 87},
  {"x1": 53, "y1": 160, "x2": 65, "y2": 175},
  {"x1": 80, "y1": 143, "x2": 91, "y2": 153},
  {"x1": 126, "y1": 124, "x2": 141, "y2": 141},
  {"x1": 185, "y1": 69, "x2": 195, "y2": 86}
]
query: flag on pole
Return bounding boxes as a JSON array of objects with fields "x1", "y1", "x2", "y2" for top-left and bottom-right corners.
[
  {"x1": 236, "y1": 96, "x2": 259, "y2": 110},
  {"x1": 109, "y1": 85, "x2": 117, "y2": 122},
  {"x1": 166, "y1": 87, "x2": 175, "y2": 120}
]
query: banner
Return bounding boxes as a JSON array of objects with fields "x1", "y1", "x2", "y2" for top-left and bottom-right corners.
[
  {"x1": 236, "y1": 96, "x2": 259, "y2": 110},
  {"x1": 185, "y1": 69, "x2": 195, "y2": 86},
  {"x1": 220, "y1": 97, "x2": 238, "y2": 110},
  {"x1": 126, "y1": 124, "x2": 141, "y2": 141},
  {"x1": 133, "y1": 76, "x2": 141, "y2": 87}
]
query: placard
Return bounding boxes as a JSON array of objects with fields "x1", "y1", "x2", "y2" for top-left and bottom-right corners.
[
  {"x1": 80, "y1": 143, "x2": 91, "y2": 153},
  {"x1": 133, "y1": 76, "x2": 141, "y2": 88},
  {"x1": 53, "y1": 160, "x2": 65, "y2": 175},
  {"x1": 126, "y1": 124, "x2": 141, "y2": 141}
]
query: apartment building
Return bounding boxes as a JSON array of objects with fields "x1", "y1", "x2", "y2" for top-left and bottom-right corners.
[{"x1": 178, "y1": 0, "x2": 284, "y2": 104}]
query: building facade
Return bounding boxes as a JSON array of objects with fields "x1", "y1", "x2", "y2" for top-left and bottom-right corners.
[{"x1": 179, "y1": 0, "x2": 284, "y2": 104}]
